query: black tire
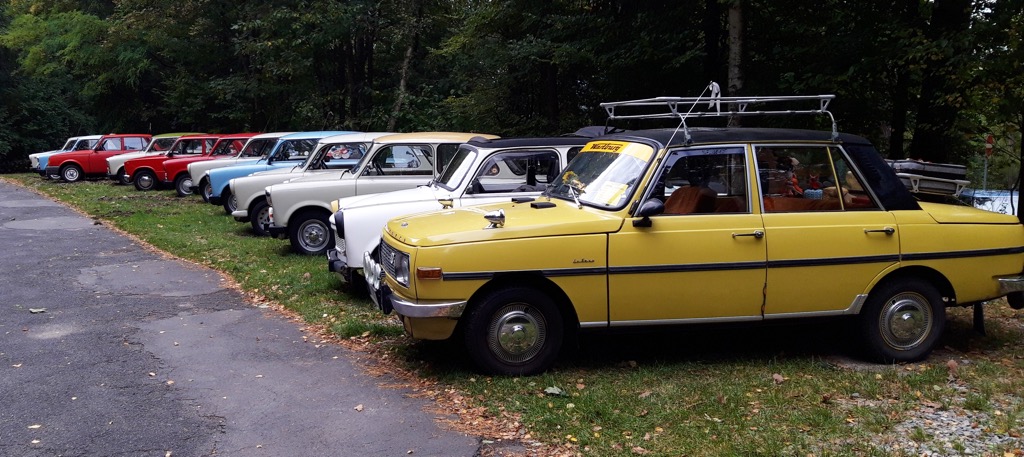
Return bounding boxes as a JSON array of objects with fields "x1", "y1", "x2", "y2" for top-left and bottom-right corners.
[
  {"x1": 60, "y1": 164, "x2": 83, "y2": 183},
  {"x1": 249, "y1": 199, "x2": 271, "y2": 236},
  {"x1": 859, "y1": 278, "x2": 945, "y2": 363},
  {"x1": 116, "y1": 167, "x2": 131, "y2": 185},
  {"x1": 133, "y1": 169, "x2": 157, "y2": 191},
  {"x1": 199, "y1": 178, "x2": 212, "y2": 202},
  {"x1": 289, "y1": 209, "x2": 334, "y2": 255},
  {"x1": 222, "y1": 189, "x2": 237, "y2": 214},
  {"x1": 463, "y1": 286, "x2": 564, "y2": 376},
  {"x1": 174, "y1": 174, "x2": 193, "y2": 197}
]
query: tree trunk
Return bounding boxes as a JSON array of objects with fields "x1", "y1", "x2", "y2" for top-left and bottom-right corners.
[
  {"x1": 726, "y1": 0, "x2": 743, "y2": 126},
  {"x1": 703, "y1": 0, "x2": 723, "y2": 84},
  {"x1": 907, "y1": 0, "x2": 972, "y2": 163},
  {"x1": 387, "y1": 44, "x2": 414, "y2": 132}
]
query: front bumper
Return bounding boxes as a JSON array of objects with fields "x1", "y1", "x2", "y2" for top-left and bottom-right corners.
[
  {"x1": 209, "y1": 195, "x2": 223, "y2": 205},
  {"x1": 267, "y1": 224, "x2": 288, "y2": 239},
  {"x1": 44, "y1": 166, "x2": 59, "y2": 176},
  {"x1": 107, "y1": 173, "x2": 121, "y2": 181}
]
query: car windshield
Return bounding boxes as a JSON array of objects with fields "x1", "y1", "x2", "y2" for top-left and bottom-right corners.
[
  {"x1": 269, "y1": 139, "x2": 319, "y2": 161},
  {"x1": 73, "y1": 139, "x2": 98, "y2": 150},
  {"x1": 436, "y1": 145, "x2": 477, "y2": 191},
  {"x1": 299, "y1": 141, "x2": 369, "y2": 171},
  {"x1": 60, "y1": 139, "x2": 76, "y2": 150},
  {"x1": 240, "y1": 138, "x2": 276, "y2": 158},
  {"x1": 145, "y1": 137, "x2": 178, "y2": 152},
  {"x1": 211, "y1": 138, "x2": 244, "y2": 156},
  {"x1": 546, "y1": 141, "x2": 655, "y2": 209}
]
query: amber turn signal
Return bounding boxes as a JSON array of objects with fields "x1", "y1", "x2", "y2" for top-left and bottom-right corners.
[{"x1": 416, "y1": 267, "x2": 443, "y2": 280}]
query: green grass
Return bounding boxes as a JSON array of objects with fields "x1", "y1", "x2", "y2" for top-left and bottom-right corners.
[{"x1": 6, "y1": 173, "x2": 1024, "y2": 456}]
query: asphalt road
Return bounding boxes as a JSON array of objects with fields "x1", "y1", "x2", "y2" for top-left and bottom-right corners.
[{"x1": 0, "y1": 179, "x2": 480, "y2": 456}]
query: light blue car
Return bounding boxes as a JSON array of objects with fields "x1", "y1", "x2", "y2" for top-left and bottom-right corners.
[{"x1": 206, "y1": 131, "x2": 356, "y2": 213}]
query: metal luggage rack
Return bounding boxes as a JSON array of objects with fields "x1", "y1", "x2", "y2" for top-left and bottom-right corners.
[{"x1": 600, "y1": 94, "x2": 838, "y2": 143}]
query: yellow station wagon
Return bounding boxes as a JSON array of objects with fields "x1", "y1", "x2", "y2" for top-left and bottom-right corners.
[{"x1": 366, "y1": 95, "x2": 1024, "y2": 375}]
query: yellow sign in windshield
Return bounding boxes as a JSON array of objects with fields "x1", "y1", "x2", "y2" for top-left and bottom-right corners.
[{"x1": 581, "y1": 141, "x2": 654, "y2": 162}]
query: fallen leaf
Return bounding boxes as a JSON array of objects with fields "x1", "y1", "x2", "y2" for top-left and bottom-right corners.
[
  {"x1": 772, "y1": 373, "x2": 785, "y2": 384},
  {"x1": 354, "y1": 404, "x2": 364, "y2": 412},
  {"x1": 148, "y1": 372, "x2": 156, "y2": 377},
  {"x1": 638, "y1": 390, "x2": 652, "y2": 399},
  {"x1": 544, "y1": 386, "x2": 566, "y2": 396},
  {"x1": 12, "y1": 364, "x2": 22, "y2": 368},
  {"x1": 631, "y1": 445, "x2": 650, "y2": 455},
  {"x1": 821, "y1": 393, "x2": 832, "y2": 404}
]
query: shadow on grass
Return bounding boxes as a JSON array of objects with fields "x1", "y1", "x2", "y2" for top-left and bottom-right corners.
[{"x1": 402, "y1": 308, "x2": 1011, "y2": 377}]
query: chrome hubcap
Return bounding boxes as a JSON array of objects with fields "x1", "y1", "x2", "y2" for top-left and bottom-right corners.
[
  {"x1": 488, "y1": 303, "x2": 545, "y2": 364},
  {"x1": 880, "y1": 292, "x2": 932, "y2": 350},
  {"x1": 138, "y1": 175, "x2": 153, "y2": 188},
  {"x1": 179, "y1": 178, "x2": 193, "y2": 194},
  {"x1": 300, "y1": 221, "x2": 327, "y2": 250}
]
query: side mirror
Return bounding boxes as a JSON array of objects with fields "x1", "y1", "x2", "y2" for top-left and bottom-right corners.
[
  {"x1": 323, "y1": 155, "x2": 331, "y2": 163},
  {"x1": 632, "y1": 199, "x2": 664, "y2": 227}
]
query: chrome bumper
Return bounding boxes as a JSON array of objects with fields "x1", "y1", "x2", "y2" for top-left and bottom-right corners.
[{"x1": 998, "y1": 275, "x2": 1024, "y2": 294}]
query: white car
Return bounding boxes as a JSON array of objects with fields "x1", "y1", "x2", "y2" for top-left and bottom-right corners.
[
  {"x1": 265, "y1": 132, "x2": 498, "y2": 255},
  {"x1": 187, "y1": 132, "x2": 294, "y2": 202},
  {"x1": 228, "y1": 132, "x2": 393, "y2": 235},
  {"x1": 326, "y1": 136, "x2": 590, "y2": 287}
]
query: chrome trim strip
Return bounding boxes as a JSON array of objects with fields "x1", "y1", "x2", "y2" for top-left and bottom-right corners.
[
  {"x1": 391, "y1": 296, "x2": 467, "y2": 319},
  {"x1": 763, "y1": 294, "x2": 868, "y2": 320},
  {"x1": 579, "y1": 321, "x2": 608, "y2": 329},
  {"x1": 608, "y1": 315, "x2": 763, "y2": 327},
  {"x1": 998, "y1": 276, "x2": 1024, "y2": 294}
]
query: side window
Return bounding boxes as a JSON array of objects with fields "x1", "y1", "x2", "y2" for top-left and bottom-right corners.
[
  {"x1": 473, "y1": 150, "x2": 561, "y2": 193},
  {"x1": 756, "y1": 146, "x2": 879, "y2": 213},
  {"x1": 363, "y1": 145, "x2": 434, "y2": 176},
  {"x1": 566, "y1": 147, "x2": 582, "y2": 163},
  {"x1": 124, "y1": 137, "x2": 146, "y2": 150},
  {"x1": 435, "y1": 144, "x2": 461, "y2": 174},
  {"x1": 100, "y1": 138, "x2": 122, "y2": 151},
  {"x1": 656, "y1": 147, "x2": 749, "y2": 215}
]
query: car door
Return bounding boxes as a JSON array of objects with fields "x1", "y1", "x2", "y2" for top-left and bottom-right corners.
[
  {"x1": 89, "y1": 138, "x2": 123, "y2": 171},
  {"x1": 355, "y1": 144, "x2": 440, "y2": 194},
  {"x1": 608, "y1": 146, "x2": 767, "y2": 323},
  {"x1": 756, "y1": 145, "x2": 899, "y2": 317}
]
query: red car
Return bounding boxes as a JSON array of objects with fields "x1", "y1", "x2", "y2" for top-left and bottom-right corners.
[
  {"x1": 46, "y1": 134, "x2": 152, "y2": 182},
  {"x1": 125, "y1": 134, "x2": 221, "y2": 191},
  {"x1": 162, "y1": 133, "x2": 260, "y2": 197}
]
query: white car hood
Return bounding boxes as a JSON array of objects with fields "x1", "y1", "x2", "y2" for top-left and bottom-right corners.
[{"x1": 337, "y1": 185, "x2": 443, "y2": 211}]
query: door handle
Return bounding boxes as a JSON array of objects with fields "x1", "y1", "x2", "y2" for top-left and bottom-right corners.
[
  {"x1": 863, "y1": 227, "x2": 895, "y2": 235},
  {"x1": 732, "y1": 230, "x2": 765, "y2": 239}
]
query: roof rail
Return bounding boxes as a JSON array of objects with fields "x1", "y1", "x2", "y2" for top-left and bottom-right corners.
[{"x1": 600, "y1": 93, "x2": 838, "y2": 143}]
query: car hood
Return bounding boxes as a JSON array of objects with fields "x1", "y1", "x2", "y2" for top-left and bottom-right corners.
[
  {"x1": 385, "y1": 199, "x2": 624, "y2": 247},
  {"x1": 248, "y1": 166, "x2": 302, "y2": 177},
  {"x1": 918, "y1": 201, "x2": 1022, "y2": 224},
  {"x1": 282, "y1": 171, "x2": 348, "y2": 184}
]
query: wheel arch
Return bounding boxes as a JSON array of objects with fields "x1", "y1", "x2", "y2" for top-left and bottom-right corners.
[
  {"x1": 870, "y1": 266, "x2": 956, "y2": 308},
  {"x1": 459, "y1": 272, "x2": 581, "y2": 344}
]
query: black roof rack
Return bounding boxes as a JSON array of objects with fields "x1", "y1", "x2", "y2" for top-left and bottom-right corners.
[{"x1": 600, "y1": 94, "x2": 838, "y2": 143}]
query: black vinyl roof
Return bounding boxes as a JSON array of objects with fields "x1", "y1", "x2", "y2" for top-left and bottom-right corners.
[{"x1": 601, "y1": 127, "x2": 920, "y2": 211}]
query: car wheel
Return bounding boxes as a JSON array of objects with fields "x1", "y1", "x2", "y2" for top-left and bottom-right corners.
[
  {"x1": 116, "y1": 167, "x2": 131, "y2": 185},
  {"x1": 860, "y1": 278, "x2": 945, "y2": 363},
  {"x1": 222, "y1": 189, "x2": 237, "y2": 214},
  {"x1": 463, "y1": 286, "x2": 563, "y2": 376},
  {"x1": 289, "y1": 209, "x2": 333, "y2": 255},
  {"x1": 133, "y1": 170, "x2": 157, "y2": 191},
  {"x1": 249, "y1": 199, "x2": 271, "y2": 236},
  {"x1": 60, "y1": 164, "x2": 83, "y2": 183},
  {"x1": 200, "y1": 178, "x2": 212, "y2": 202},
  {"x1": 174, "y1": 174, "x2": 193, "y2": 197}
]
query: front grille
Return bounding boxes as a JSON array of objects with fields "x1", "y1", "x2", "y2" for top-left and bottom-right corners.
[{"x1": 379, "y1": 239, "x2": 398, "y2": 279}]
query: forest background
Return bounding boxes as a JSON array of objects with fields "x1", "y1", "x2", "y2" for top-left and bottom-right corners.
[{"x1": 0, "y1": 0, "x2": 1022, "y2": 187}]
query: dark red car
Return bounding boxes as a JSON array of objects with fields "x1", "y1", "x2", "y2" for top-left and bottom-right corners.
[
  {"x1": 46, "y1": 134, "x2": 152, "y2": 182},
  {"x1": 162, "y1": 133, "x2": 260, "y2": 196},
  {"x1": 125, "y1": 134, "x2": 221, "y2": 191}
]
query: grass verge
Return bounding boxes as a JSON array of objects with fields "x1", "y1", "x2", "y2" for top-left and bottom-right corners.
[{"x1": 5, "y1": 174, "x2": 1024, "y2": 456}]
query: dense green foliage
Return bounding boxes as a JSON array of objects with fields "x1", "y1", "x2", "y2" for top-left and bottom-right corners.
[{"x1": 1, "y1": 0, "x2": 1022, "y2": 181}]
